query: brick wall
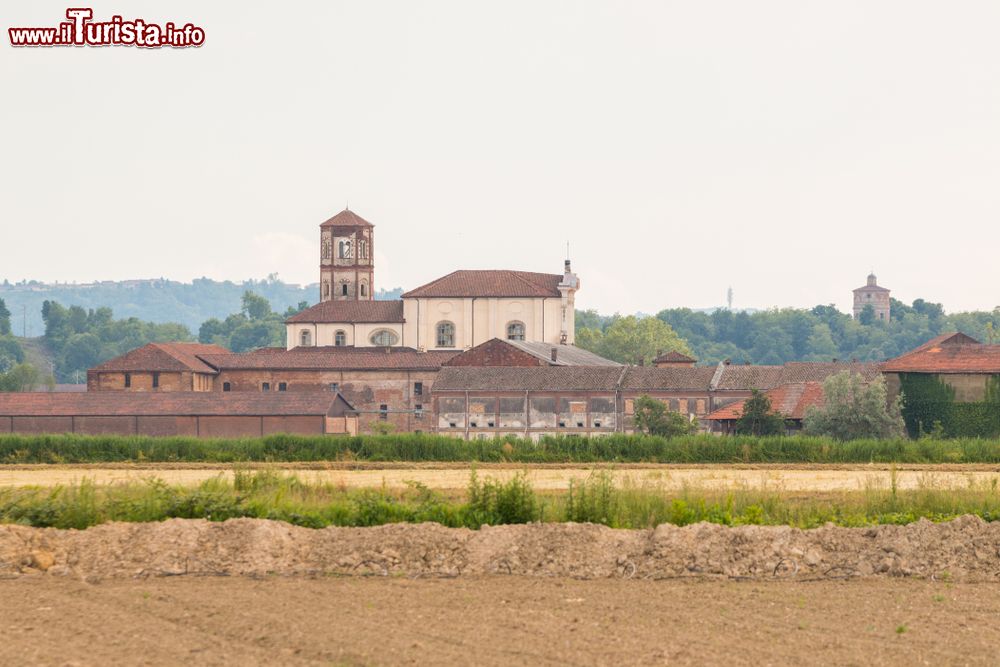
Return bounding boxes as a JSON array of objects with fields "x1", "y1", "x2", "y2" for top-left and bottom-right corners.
[{"x1": 214, "y1": 368, "x2": 439, "y2": 434}]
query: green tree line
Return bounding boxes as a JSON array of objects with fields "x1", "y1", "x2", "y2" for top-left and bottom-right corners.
[{"x1": 577, "y1": 298, "x2": 1000, "y2": 365}]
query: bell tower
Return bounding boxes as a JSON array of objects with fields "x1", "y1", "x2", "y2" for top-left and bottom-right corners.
[{"x1": 319, "y1": 208, "x2": 375, "y2": 302}]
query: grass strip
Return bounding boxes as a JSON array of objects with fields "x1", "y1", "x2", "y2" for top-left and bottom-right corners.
[
  {"x1": 3, "y1": 469, "x2": 999, "y2": 530},
  {"x1": 3, "y1": 433, "x2": 1000, "y2": 464}
]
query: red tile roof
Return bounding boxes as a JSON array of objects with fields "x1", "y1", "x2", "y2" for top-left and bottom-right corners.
[
  {"x1": 0, "y1": 392, "x2": 341, "y2": 417},
  {"x1": 89, "y1": 343, "x2": 228, "y2": 374},
  {"x1": 433, "y1": 366, "x2": 627, "y2": 392},
  {"x1": 653, "y1": 351, "x2": 696, "y2": 364},
  {"x1": 201, "y1": 346, "x2": 458, "y2": 371},
  {"x1": 622, "y1": 367, "x2": 716, "y2": 391},
  {"x1": 286, "y1": 300, "x2": 404, "y2": 324},
  {"x1": 402, "y1": 270, "x2": 563, "y2": 298},
  {"x1": 319, "y1": 209, "x2": 374, "y2": 228},
  {"x1": 882, "y1": 333, "x2": 1000, "y2": 374},
  {"x1": 712, "y1": 362, "x2": 882, "y2": 391},
  {"x1": 705, "y1": 382, "x2": 825, "y2": 421}
]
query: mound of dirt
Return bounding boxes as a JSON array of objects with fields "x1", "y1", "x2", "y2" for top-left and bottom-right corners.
[{"x1": 1, "y1": 517, "x2": 999, "y2": 582}]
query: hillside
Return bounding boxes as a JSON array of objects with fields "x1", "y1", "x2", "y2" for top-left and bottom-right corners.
[{"x1": 0, "y1": 279, "x2": 404, "y2": 335}]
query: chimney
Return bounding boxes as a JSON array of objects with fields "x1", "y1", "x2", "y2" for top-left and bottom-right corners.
[
  {"x1": 564, "y1": 259, "x2": 572, "y2": 274},
  {"x1": 551, "y1": 347, "x2": 558, "y2": 363},
  {"x1": 638, "y1": 358, "x2": 645, "y2": 367},
  {"x1": 724, "y1": 358, "x2": 731, "y2": 366},
  {"x1": 832, "y1": 357, "x2": 838, "y2": 363}
]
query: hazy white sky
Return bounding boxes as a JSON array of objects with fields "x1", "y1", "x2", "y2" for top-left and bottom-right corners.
[{"x1": 3, "y1": 1, "x2": 999, "y2": 315}]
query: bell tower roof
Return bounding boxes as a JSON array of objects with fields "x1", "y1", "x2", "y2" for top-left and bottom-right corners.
[{"x1": 320, "y1": 209, "x2": 374, "y2": 228}]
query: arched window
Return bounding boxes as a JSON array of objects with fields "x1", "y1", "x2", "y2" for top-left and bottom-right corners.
[
  {"x1": 358, "y1": 240, "x2": 368, "y2": 259},
  {"x1": 436, "y1": 321, "x2": 455, "y2": 348},
  {"x1": 338, "y1": 240, "x2": 345, "y2": 258},
  {"x1": 299, "y1": 330, "x2": 312, "y2": 347},
  {"x1": 360, "y1": 282, "x2": 367, "y2": 297},
  {"x1": 335, "y1": 330, "x2": 347, "y2": 347},
  {"x1": 323, "y1": 281, "x2": 330, "y2": 298},
  {"x1": 506, "y1": 321, "x2": 526, "y2": 341},
  {"x1": 370, "y1": 329, "x2": 399, "y2": 346},
  {"x1": 341, "y1": 283, "x2": 349, "y2": 296}
]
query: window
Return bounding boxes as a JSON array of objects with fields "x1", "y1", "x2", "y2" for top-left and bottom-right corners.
[
  {"x1": 341, "y1": 283, "x2": 349, "y2": 296},
  {"x1": 415, "y1": 404, "x2": 423, "y2": 420},
  {"x1": 436, "y1": 321, "x2": 455, "y2": 348},
  {"x1": 358, "y1": 240, "x2": 368, "y2": 259},
  {"x1": 329, "y1": 382, "x2": 340, "y2": 393},
  {"x1": 414, "y1": 382, "x2": 423, "y2": 396},
  {"x1": 300, "y1": 330, "x2": 312, "y2": 347},
  {"x1": 379, "y1": 404, "x2": 388, "y2": 421},
  {"x1": 223, "y1": 382, "x2": 231, "y2": 392},
  {"x1": 506, "y1": 321, "x2": 526, "y2": 341},
  {"x1": 262, "y1": 382, "x2": 270, "y2": 392},
  {"x1": 124, "y1": 373, "x2": 131, "y2": 388},
  {"x1": 278, "y1": 382, "x2": 287, "y2": 392},
  {"x1": 338, "y1": 240, "x2": 352, "y2": 259},
  {"x1": 369, "y1": 329, "x2": 399, "y2": 346},
  {"x1": 360, "y1": 282, "x2": 367, "y2": 297},
  {"x1": 152, "y1": 372, "x2": 160, "y2": 389},
  {"x1": 335, "y1": 330, "x2": 346, "y2": 347},
  {"x1": 323, "y1": 282, "x2": 330, "y2": 298}
]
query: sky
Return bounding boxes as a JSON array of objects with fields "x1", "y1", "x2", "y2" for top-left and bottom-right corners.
[{"x1": 2, "y1": 1, "x2": 999, "y2": 316}]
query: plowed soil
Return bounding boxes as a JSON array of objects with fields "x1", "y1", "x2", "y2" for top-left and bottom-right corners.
[
  {"x1": 4, "y1": 516, "x2": 1000, "y2": 581},
  {"x1": 3, "y1": 462, "x2": 1000, "y2": 491},
  {"x1": 3, "y1": 577, "x2": 999, "y2": 665}
]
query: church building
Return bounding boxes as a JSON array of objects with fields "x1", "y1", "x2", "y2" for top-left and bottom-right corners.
[
  {"x1": 853, "y1": 273, "x2": 891, "y2": 322},
  {"x1": 287, "y1": 209, "x2": 580, "y2": 351}
]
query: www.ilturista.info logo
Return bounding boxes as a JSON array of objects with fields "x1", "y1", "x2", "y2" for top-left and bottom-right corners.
[{"x1": 9, "y1": 8, "x2": 205, "y2": 48}]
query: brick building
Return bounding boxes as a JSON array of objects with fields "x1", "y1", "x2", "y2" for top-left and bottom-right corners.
[
  {"x1": 705, "y1": 382, "x2": 825, "y2": 435},
  {"x1": 87, "y1": 342, "x2": 227, "y2": 392},
  {"x1": 198, "y1": 346, "x2": 458, "y2": 433},
  {"x1": 0, "y1": 392, "x2": 357, "y2": 437},
  {"x1": 882, "y1": 332, "x2": 1000, "y2": 402},
  {"x1": 853, "y1": 273, "x2": 891, "y2": 322},
  {"x1": 430, "y1": 362, "x2": 877, "y2": 439}
]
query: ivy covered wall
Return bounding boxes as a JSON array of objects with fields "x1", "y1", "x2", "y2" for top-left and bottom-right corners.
[{"x1": 898, "y1": 373, "x2": 1000, "y2": 438}]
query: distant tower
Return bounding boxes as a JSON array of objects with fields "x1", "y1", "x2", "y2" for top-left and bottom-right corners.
[
  {"x1": 727, "y1": 287, "x2": 733, "y2": 311},
  {"x1": 853, "y1": 272, "x2": 891, "y2": 322},
  {"x1": 319, "y1": 209, "x2": 375, "y2": 302}
]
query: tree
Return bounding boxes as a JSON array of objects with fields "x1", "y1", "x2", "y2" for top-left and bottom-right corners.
[
  {"x1": 803, "y1": 371, "x2": 905, "y2": 440},
  {"x1": 633, "y1": 395, "x2": 698, "y2": 437},
  {"x1": 859, "y1": 304, "x2": 876, "y2": 326},
  {"x1": 734, "y1": 390, "x2": 787, "y2": 436},
  {"x1": 0, "y1": 297, "x2": 10, "y2": 336},
  {"x1": 577, "y1": 315, "x2": 692, "y2": 365},
  {"x1": 241, "y1": 291, "x2": 273, "y2": 321},
  {"x1": 0, "y1": 363, "x2": 41, "y2": 392}
]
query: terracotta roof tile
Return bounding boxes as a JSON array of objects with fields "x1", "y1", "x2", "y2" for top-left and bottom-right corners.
[
  {"x1": 706, "y1": 382, "x2": 825, "y2": 421},
  {"x1": 882, "y1": 333, "x2": 1000, "y2": 373},
  {"x1": 713, "y1": 362, "x2": 882, "y2": 390},
  {"x1": 402, "y1": 270, "x2": 563, "y2": 298},
  {"x1": 433, "y1": 367, "x2": 626, "y2": 392},
  {"x1": 90, "y1": 343, "x2": 228, "y2": 374},
  {"x1": 653, "y1": 351, "x2": 696, "y2": 364},
  {"x1": 319, "y1": 209, "x2": 374, "y2": 228},
  {"x1": 286, "y1": 300, "x2": 404, "y2": 324},
  {"x1": 622, "y1": 367, "x2": 716, "y2": 391},
  {"x1": 201, "y1": 346, "x2": 457, "y2": 371},
  {"x1": 0, "y1": 392, "x2": 340, "y2": 417}
]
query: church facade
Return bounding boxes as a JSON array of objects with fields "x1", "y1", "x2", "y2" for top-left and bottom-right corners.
[{"x1": 287, "y1": 209, "x2": 580, "y2": 351}]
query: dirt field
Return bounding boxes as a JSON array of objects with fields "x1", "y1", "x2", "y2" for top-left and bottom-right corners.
[
  {"x1": 3, "y1": 462, "x2": 1000, "y2": 491},
  {"x1": 3, "y1": 576, "x2": 999, "y2": 666}
]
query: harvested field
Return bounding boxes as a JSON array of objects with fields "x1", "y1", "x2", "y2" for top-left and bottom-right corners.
[
  {"x1": 3, "y1": 516, "x2": 1000, "y2": 581},
  {"x1": 3, "y1": 577, "x2": 999, "y2": 666},
  {"x1": 3, "y1": 463, "x2": 1000, "y2": 490}
]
